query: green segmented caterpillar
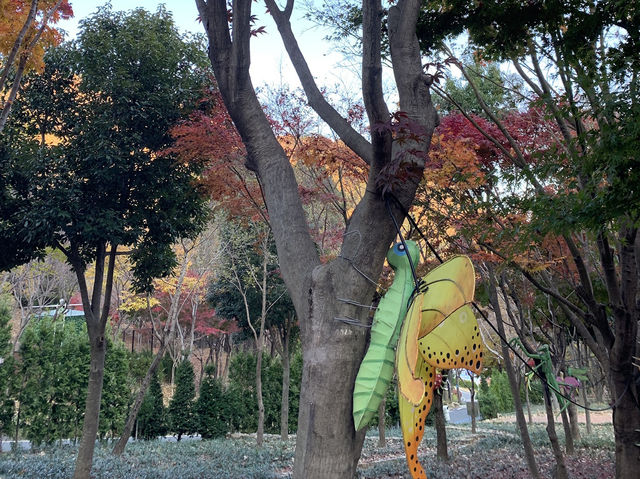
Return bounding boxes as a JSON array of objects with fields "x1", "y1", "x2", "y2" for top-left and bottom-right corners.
[{"x1": 353, "y1": 240, "x2": 419, "y2": 431}]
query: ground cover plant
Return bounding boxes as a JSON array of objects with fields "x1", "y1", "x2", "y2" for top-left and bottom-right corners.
[{"x1": 0, "y1": 422, "x2": 614, "y2": 478}]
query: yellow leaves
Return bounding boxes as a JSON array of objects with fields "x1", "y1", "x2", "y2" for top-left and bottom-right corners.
[{"x1": 119, "y1": 291, "x2": 157, "y2": 314}]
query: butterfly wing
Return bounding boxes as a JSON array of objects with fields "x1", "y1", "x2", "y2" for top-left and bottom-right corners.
[
  {"x1": 418, "y1": 304, "x2": 483, "y2": 374},
  {"x1": 397, "y1": 256, "x2": 476, "y2": 405},
  {"x1": 418, "y1": 256, "x2": 475, "y2": 338},
  {"x1": 396, "y1": 292, "x2": 428, "y2": 404},
  {"x1": 399, "y1": 357, "x2": 435, "y2": 479}
]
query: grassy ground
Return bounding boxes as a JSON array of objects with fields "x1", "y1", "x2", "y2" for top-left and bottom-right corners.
[{"x1": 0, "y1": 421, "x2": 615, "y2": 478}]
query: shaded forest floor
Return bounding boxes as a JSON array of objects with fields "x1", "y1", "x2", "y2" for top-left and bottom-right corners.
[{"x1": 0, "y1": 421, "x2": 614, "y2": 478}]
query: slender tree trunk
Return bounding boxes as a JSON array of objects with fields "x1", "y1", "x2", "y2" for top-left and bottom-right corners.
[
  {"x1": 112, "y1": 346, "x2": 165, "y2": 455},
  {"x1": 377, "y1": 395, "x2": 386, "y2": 447},
  {"x1": 256, "y1": 344, "x2": 265, "y2": 446},
  {"x1": 559, "y1": 408, "x2": 574, "y2": 454},
  {"x1": 542, "y1": 383, "x2": 569, "y2": 479},
  {"x1": 280, "y1": 336, "x2": 290, "y2": 441},
  {"x1": 488, "y1": 270, "x2": 541, "y2": 478},
  {"x1": 470, "y1": 375, "x2": 477, "y2": 434},
  {"x1": 581, "y1": 386, "x2": 592, "y2": 434},
  {"x1": 567, "y1": 402, "x2": 581, "y2": 442},
  {"x1": 72, "y1": 333, "x2": 107, "y2": 479},
  {"x1": 525, "y1": 382, "x2": 533, "y2": 425},
  {"x1": 433, "y1": 390, "x2": 449, "y2": 461}
]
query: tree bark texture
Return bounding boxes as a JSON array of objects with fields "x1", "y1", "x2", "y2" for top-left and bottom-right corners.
[
  {"x1": 559, "y1": 406, "x2": 574, "y2": 455},
  {"x1": 543, "y1": 383, "x2": 569, "y2": 479},
  {"x1": 567, "y1": 402, "x2": 581, "y2": 443},
  {"x1": 433, "y1": 389, "x2": 448, "y2": 461},
  {"x1": 377, "y1": 394, "x2": 386, "y2": 448},
  {"x1": 195, "y1": 0, "x2": 437, "y2": 476},
  {"x1": 72, "y1": 333, "x2": 106, "y2": 479}
]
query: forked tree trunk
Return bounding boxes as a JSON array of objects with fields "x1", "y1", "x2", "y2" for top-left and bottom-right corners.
[{"x1": 196, "y1": 0, "x2": 437, "y2": 475}]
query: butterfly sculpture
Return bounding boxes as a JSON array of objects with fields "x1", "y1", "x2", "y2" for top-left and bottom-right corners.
[
  {"x1": 395, "y1": 255, "x2": 483, "y2": 479},
  {"x1": 352, "y1": 243, "x2": 484, "y2": 479}
]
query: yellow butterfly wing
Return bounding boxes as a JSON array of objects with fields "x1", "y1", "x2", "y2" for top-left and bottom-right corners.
[
  {"x1": 418, "y1": 304, "x2": 484, "y2": 374},
  {"x1": 396, "y1": 293, "x2": 427, "y2": 404},
  {"x1": 396, "y1": 256, "x2": 476, "y2": 405},
  {"x1": 417, "y1": 256, "x2": 475, "y2": 338},
  {"x1": 399, "y1": 358, "x2": 435, "y2": 479}
]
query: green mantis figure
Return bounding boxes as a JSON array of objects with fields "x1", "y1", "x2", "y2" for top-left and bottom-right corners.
[
  {"x1": 510, "y1": 339, "x2": 579, "y2": 412},
  {"x1": 352, "y1": 240, "x2": 419, "y2": 431}
]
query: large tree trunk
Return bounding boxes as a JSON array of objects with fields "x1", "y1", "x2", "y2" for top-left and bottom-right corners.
[
  {"x1": 611, "y1": 361, "x2": 640, "y2": 479},
  {"x1": 196, "y1": 0, "x2": 436, "y2": 476},
  {"x1": 72, "y1": 332, "x2": 107, "y2": 479},
  {"x1": 293, "y1": 262, "x2": 373, "y2": 477}
]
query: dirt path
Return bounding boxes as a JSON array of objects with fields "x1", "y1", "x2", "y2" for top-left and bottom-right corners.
[{"x1": 488, "y1": 409, "x2": 612, "y2": 424}]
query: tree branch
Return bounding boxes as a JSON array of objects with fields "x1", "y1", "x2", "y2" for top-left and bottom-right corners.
[{"x1": 265, "y1": 0, "x2": 374, "y2": 165}]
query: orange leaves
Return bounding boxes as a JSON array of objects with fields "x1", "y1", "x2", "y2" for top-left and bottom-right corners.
[
  {"x1": 428, "y1": 132, "x2": 486, "y2": 190},
  {"x1": 0, "y1": 0, "x2": 73, "y2": 74},
  {"x1": 166, "y1": 87, "x2": 265, "y2": 220}
]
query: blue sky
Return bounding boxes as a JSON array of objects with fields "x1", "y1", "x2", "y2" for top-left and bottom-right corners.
[{"x1": 57, "y1": 1, "x2": 348, "y2": 89}]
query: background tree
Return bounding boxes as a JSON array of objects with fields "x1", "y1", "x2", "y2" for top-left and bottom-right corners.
[
  {"x1": 208, "y1": 219, "x2": 291, "y2": 445},
  {"x1": 195, "y1": 363, "x2": 227, "y2": 439},
  {"x1": 136, "y1": 372, "x2": 167, "y2": 440},
  {"x1": 0, "y1": 6, "x2": 209, "y2": 477},
  {"x1": 0, "y1": 0, "x2": 73, "y2": 130},
  {"x1": 168, "y1": 358, "x2": 196, "y2": 441},
  {"x1": 0, "y1": 296, "x2": 15, "y2": 452},
  {"x1": 1, "y1": 250, "x2": 77, "y2": 353},
  {"x1": 412, "y1": 3, "x2": 640, "y2": 475}
]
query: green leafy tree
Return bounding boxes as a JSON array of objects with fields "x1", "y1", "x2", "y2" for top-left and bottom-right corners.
[
  {"x1": 0, "y1": 297, "x2": 15, "y2": 447},
  {"x1": 0, "y1": 6, "x2": 208, "y2": 477},
  {"x1": 137, "y1": 372, "x2": 166, "y2": 440},
  {"x1": 168, "y1": 359, "x2": 195, "y2": 441},
  {"x1": 99, "y1": 339, "x2": 129, "y2": 439},
  {"x1": 196, "y1": 364, "x2": 227, "y2": 439}
]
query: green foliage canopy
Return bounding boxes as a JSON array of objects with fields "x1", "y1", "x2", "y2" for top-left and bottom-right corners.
[{"x1": 0, "y1": 5, "x2": 210, "y2": 291}]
